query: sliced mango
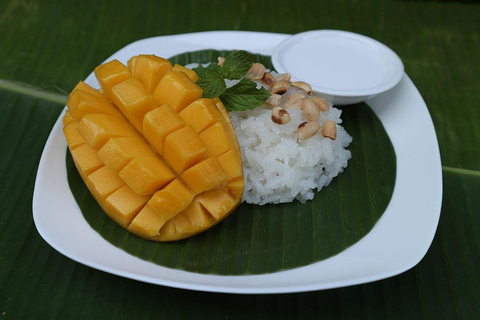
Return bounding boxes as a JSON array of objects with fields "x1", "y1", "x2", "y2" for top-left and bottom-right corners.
[
  {"x1": 64, "y1": 54, "x2": 244, "y2": 242},
  {"x1": 153, "y1": 71, "x2": 203, "y2": 112},
  {"x1": 172, "y1": 64, "x2": 199, "y2": 82},
  {"x1": 180, "y1": 157, "x2": 226, "y2": 194},
  {"x1": 119, "y1": 157, "x2": 175, "y2": 196},
  {"x1": 67, "y1": 89, "x2": 123, "y2": 121},
  {"x1": 104, "y1": 185, "x2": 150, "y2": 228},
  {"x1": 62, "y1": 110, "x2": 76, "y2": 126},
  {"x1": 70, "y1": 80, "x2": 105, "y2": 99},
  {"x1": 143, "y1": 104, "x2": 185, "y2": 155},
  {"x1": 97, "y1": 136, "x2": 157, "y2": 173},
  {"x1": 70, "y1": 143, "x2": 104, "y2": 180},
  {"x1": 199, "y1": 121, "x2": 236, "y2": 157},
  {"x1": 133, "y1": 55, "x2": 172, "y2": 92},
  {"x1": 162, "y1": 126, "x2": 208, "y2": 174},
  {"x1": 86, "y1": 166, "x2": 125, "y2": 201},
  {"x1": 77, "y1": 113, "x2": 138, "y2": 151},
  {"x1": 147, "y1": 179, "x2": 194, "y2": 221},
  {"x1": 63, "y1": 122, "x2": 85, "y2": 150},
  {"x1": 179, "y1": 98, "x2": 223, "y2": 133},
  {"x1": 128, "y1": 205, "x2": 166, "y2": 240}
]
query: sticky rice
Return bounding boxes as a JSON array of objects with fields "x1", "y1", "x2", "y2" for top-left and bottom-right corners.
[{"x1": 229, "y1": 103, "x2": 352, "y2": 205}]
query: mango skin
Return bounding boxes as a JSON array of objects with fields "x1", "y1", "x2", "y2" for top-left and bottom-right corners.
[{"x1": 63, "y1": 55, "x2": 244, "y2": 242}]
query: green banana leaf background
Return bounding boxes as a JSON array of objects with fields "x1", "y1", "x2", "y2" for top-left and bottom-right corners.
[{"x1": 1, "y1": 0, "x2": 479, "y2": 319}]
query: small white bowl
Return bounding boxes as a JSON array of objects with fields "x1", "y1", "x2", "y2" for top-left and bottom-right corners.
[{"x1": 272, "y1": 30, "x2": 404, "y2": 105}]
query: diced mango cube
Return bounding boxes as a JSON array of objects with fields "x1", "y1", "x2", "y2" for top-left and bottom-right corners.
[
  {"x1": 63, "y1": 122, "x2": 85, "y2": 150},
  {"x1": 63, "y1": 111, "x2": 76, "y2": 126},
  {"x1": 199, "y1": 122, "x2": 236, "y2": 157},
  {"x1": 104, "y1": 185, "x2": 150, "y2": 229},
  {"x1": 77, "y1": 114, "x2": 138, "y2": 151},
  {"x1": 197, "y1": 189, "x2": 236, "y2": 221},
  {"x1": 183, "y1": 201, "x2": 214, "y2": 231},
  {"x1": 153, "y1": 71, "x2": 203, "y2": 112},
  {"x1": 212, "y1": 97, "x2": 233, "y2": 129},
  {"x1": 95, "y1": 60, "x2": 132, "y2": 94},
  {"x1": 134, "y1": 55, "x2": 172, "y2": 93},
  {"x1": 119, "y1": 157, "x2": 175, "y2": 196},
  {"x1": 86, "y1": 166, "x2": 125, "y2": 201},
  {"x1": 143, "y1": 104, "x2": 185, "y2": 154},
  {"x1": 69, "y1": 81, "x2": 104, "y2": 99},
  {"x1": 226, "y1": 179, "x2": 245, "y2": 200},
  {"x1": 179, "y1": 98, "x2": 223, "y2": 133},
  {"x1": 171, "y1": 64, "x2": 199, "y2": 82},
  {"x1": 216, "y1": 150, "x2": 243, "y2": 180},
  {"x1": 67, "y1": 89, "x2": 123, "y2": 121},
  {"x1": 147, "y1": 179, "x2": 194, "y2": 221},
  {"x1": 162, "y1": 126, "x2": 208, "y2": 174},
  {"x1": 110, "y1": 78, "x2": 158, "y2": 133},
  {"x1": 70, "y1": 144, "x2": 104, "y2": 180},
  {"x1": 97, "y1": 137, "x2": 157, "y2": 173},
  {"x1": 127, "y1": 56, "x2": 138, "y2": 75},
  {"x1": 128, "y1": 205, "x2": 166, "y2": 240},
  {"x1": 180, "y1": 157, "x2": 226, "y2": 194},
  {"x1": 163, "y1": 201, "x2": 215, "y2": 241}
]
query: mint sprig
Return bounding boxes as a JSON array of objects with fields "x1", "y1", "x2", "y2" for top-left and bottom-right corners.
[
  {"x1": 193, "y1": 51, "x2": 271, "y2": 111},
  {"x1": 222, "y1": 50, "x2": 253, "y2": 80},
  {"x1": 220, "y1": 78, "x2": 272, "y2": 112},
  {"x1": 196, "y1": 70, "x2": 226, "y2": 98}
]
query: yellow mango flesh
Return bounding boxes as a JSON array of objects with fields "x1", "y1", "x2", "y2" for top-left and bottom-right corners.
[
  {"x1": 97, "y1": 136, "x2": 157, "y2": 173},
  {"x1": 64, "y1": 55, "x2": 244, "y2": 242},
  {"x1": 147, "y1": 179, "x2": 194, "y2": 221},
  {"x1": 104, "y1": 185, "x2": 150, "y2": 228},
  {"x1": 180, "y1": 157, "x2": 226, "y2": 194},
  {"x1": 143, "y1": 104, "x2": 185, "y2": 155},
  {"x1": 87, "y1": 166, "x2": 125, "y2": 201},
  {"x1": 133, "y1": 55, "x2": 172, "y2": 92},
  {"x1": 172, "y1": 64, "x2": 199, "y2": 82},
  {"x1": 153, "y1": 71, "x2": 203, "y2": 112},
  {"x1": 63, "y1": 122, "x2": 85, "y2": 150},
  {"x1": 67, "y1": 89, "x2": 123, "y2": 121},
  {"x1": 77, "y1": 113, "x2": 139, "y2": 151},
  {"x1": 162, "y1": 126, "x2": 208, "y2": 174},
  {"x1": 200, "y1": 121, "x2": 236, "y2": 157},
  {"x1": 179, "y1": 98, "x2": 223, "y2": 133},
  {"x1": 119, "y1": 157, "x2": 175, "y2": 196}
]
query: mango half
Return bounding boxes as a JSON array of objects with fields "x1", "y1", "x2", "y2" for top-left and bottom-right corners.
[{"x1": 63, "y1": 55, "x2": 244, "y2": 241}]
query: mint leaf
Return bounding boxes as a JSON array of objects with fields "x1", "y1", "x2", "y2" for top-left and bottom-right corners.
[
  {"x1": 193, "y1": 63, "x2": 222, "y2": 78},
  {"x1": 196, "y1": 69, "x2": 226, "y2": 98},
  {"x1": 222, "y1": 50, "x2": 253, "y2": 80},
  {"x1": 219, "y1": 78, "x2": 271, "y2": 111}
]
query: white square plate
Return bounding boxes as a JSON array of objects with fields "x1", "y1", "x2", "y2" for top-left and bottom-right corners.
[{"x1": 33, "y1": 31, "x2": 442, "y2": 294}]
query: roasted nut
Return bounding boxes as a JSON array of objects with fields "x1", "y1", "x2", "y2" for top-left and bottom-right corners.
[
  {"x1": 298, "y1": 121, "x2": 320, "y2": 140},
  {"x1": 271, "y1": 81, "x2": 290, "y2": 95},
  {"x1": 286, "y1": 93, "x2": 305, "y2": 109},
  {"x1": 292, "y1": 81, "x2": 312, "y2": 95},
  {"x1": 248, "y1": 63, "x2": 266, "y2": 80},
  {"x1": 276, "y1": 73, "x2": 291, "y2": 82},
  {"x1": 265, "y1": 94, "x2": 282, "y2": 106},
  {"x1": 322, "y1": 120, "x2": 337, "y2": 140},
  {"x1": 302, "y1": 99, "x2": 320, "y2": 121},
  {"x1": 271, "y1": 107, "x2": 291, "y2": 124},
  {"x1": 262, "y1": 72, "x2": 275, "y2": 86},
  {"x1": 217, "y1": 57, "x2": 225, "y2": 67},
  {"x1": 312, "y1": 96, "x2": 329, "y2": 112}
]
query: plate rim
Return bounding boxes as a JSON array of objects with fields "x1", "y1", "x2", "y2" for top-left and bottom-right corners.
[{"x1": 32, "y1": 30, "x2": 442, "y2": 294}]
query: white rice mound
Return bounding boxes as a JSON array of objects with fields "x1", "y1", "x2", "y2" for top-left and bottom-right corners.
[{"x1": 229, "y1": 104, "x2": 352, "y2": 205}]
